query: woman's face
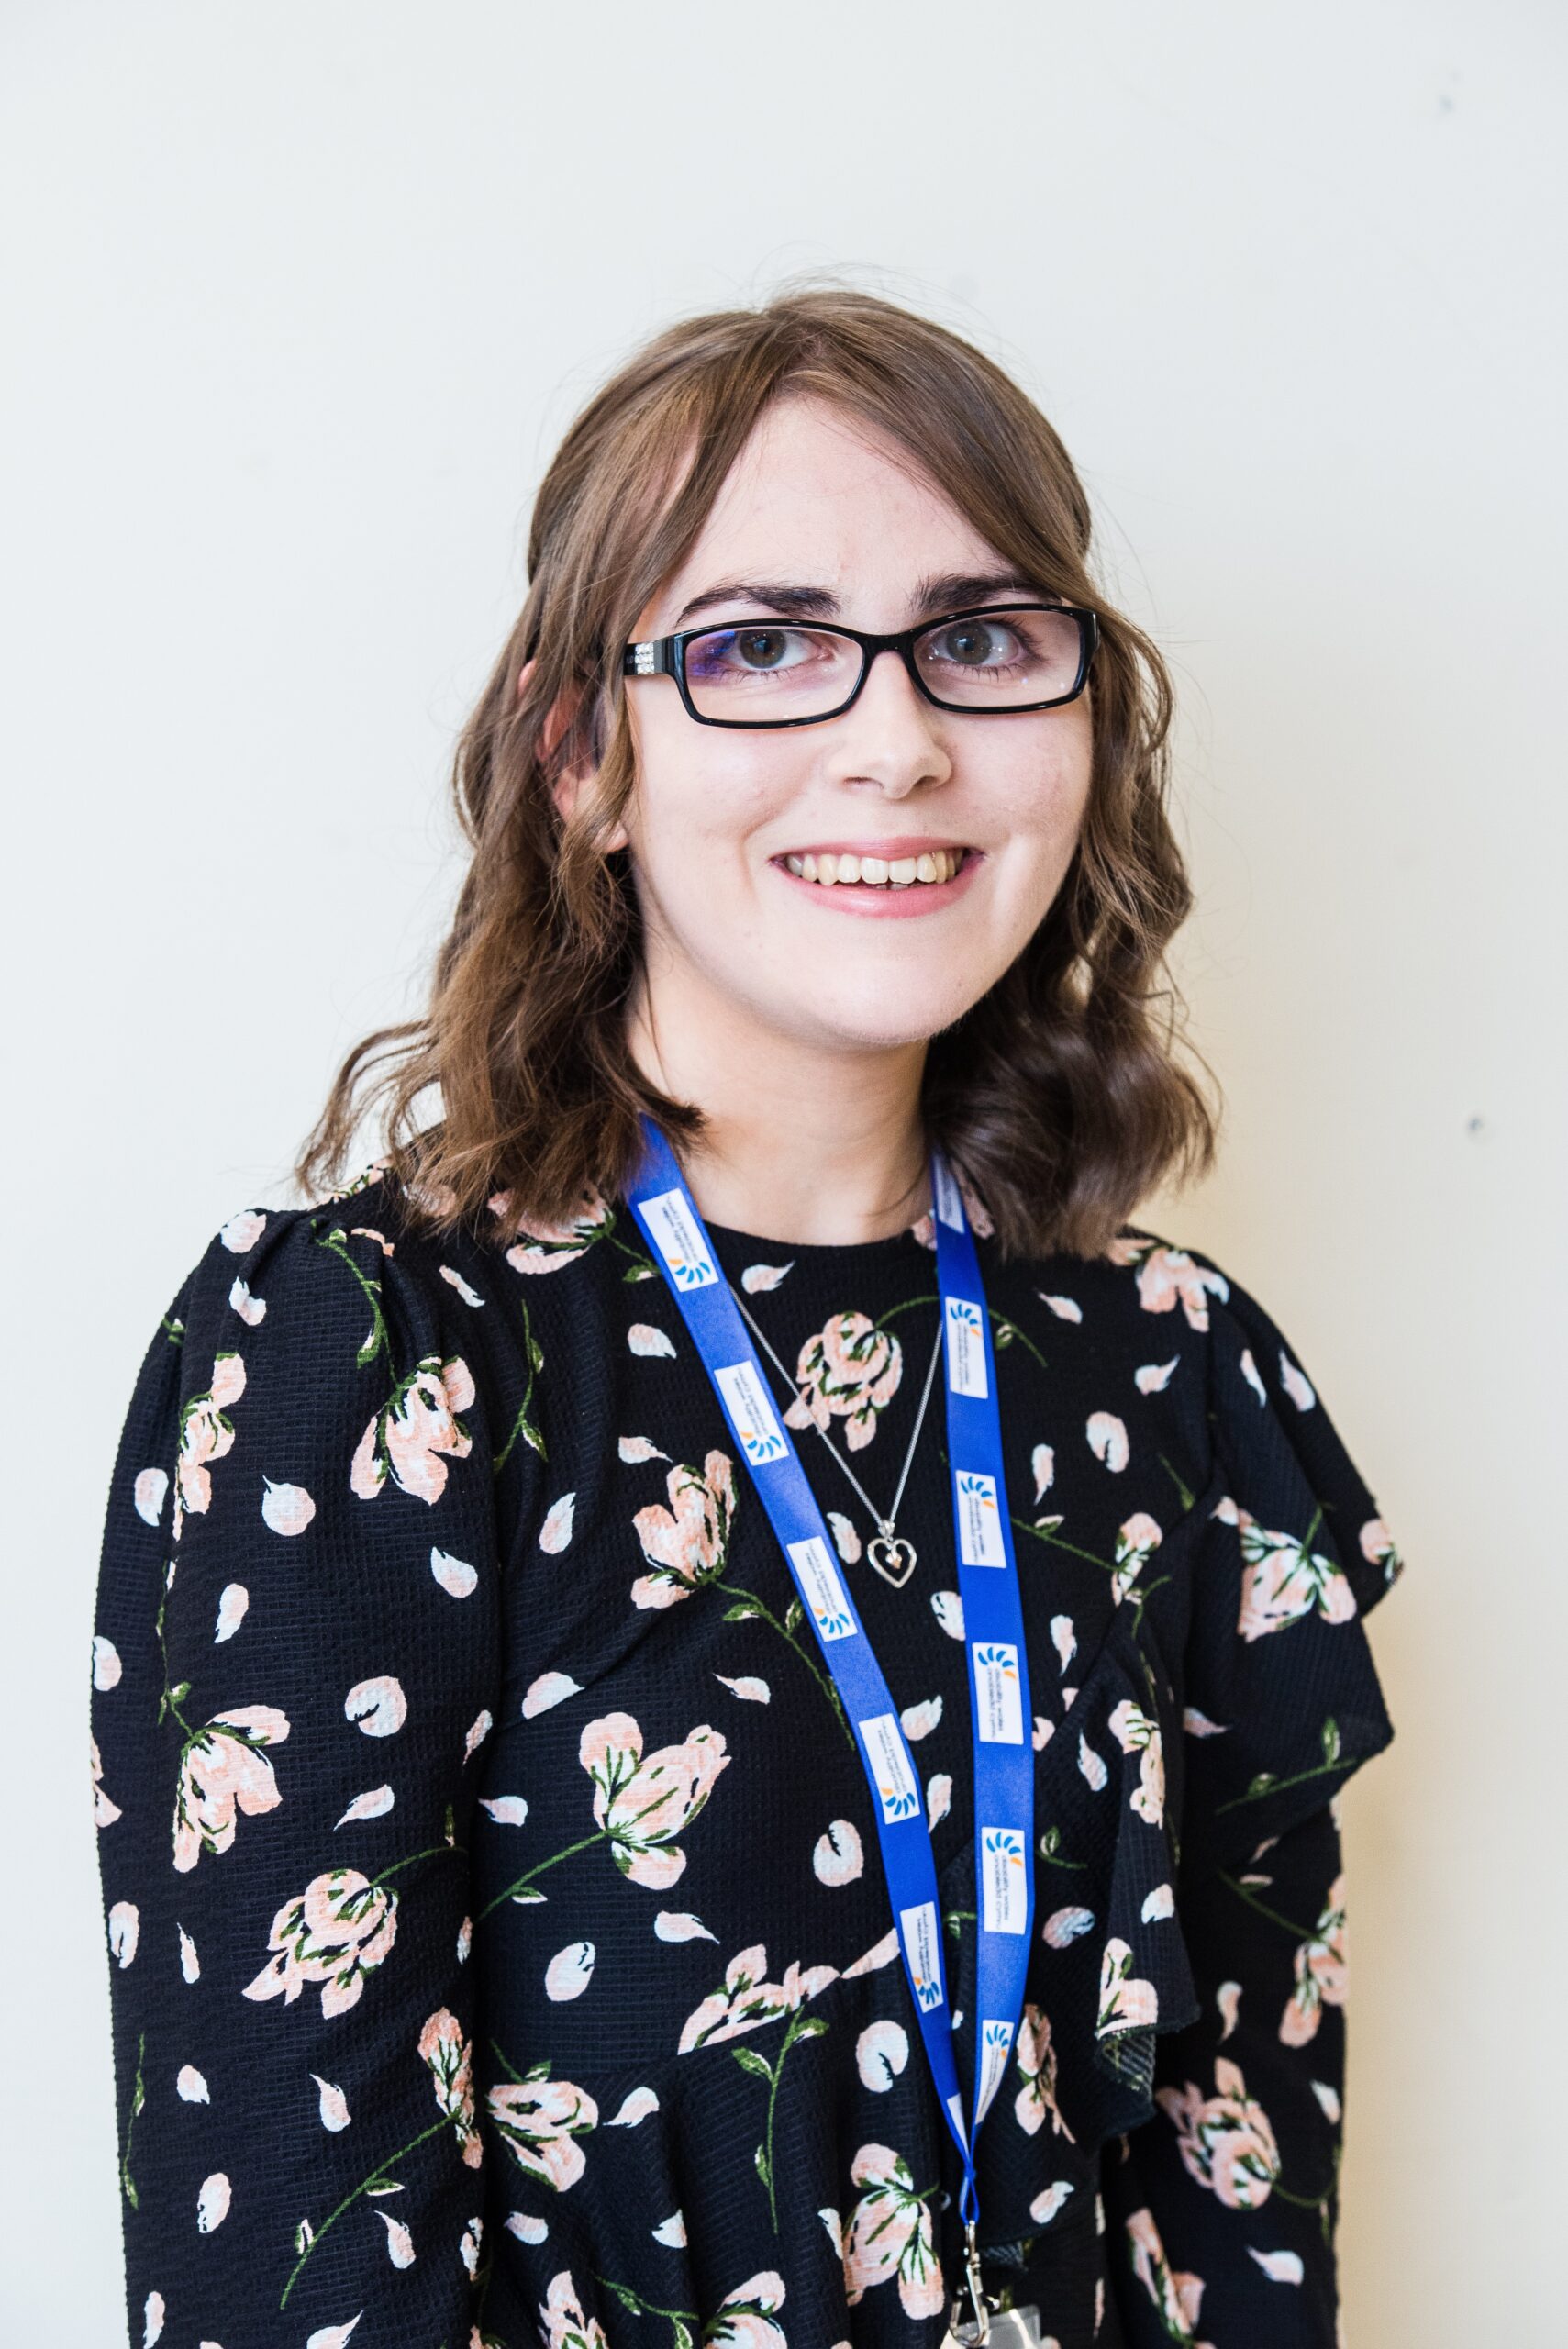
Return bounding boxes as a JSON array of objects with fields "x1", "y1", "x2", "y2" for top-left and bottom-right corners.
[{"x1": 573, "y1": 395, "x2": 1095, "y2": 1058}]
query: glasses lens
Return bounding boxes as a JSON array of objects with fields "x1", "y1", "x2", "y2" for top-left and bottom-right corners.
[
  {"x1": 683, "y1": 624, "x2": 862, "y2": 721},
  {"x1": 915, "y1": 606, "x2": 1085, "y2": 707}
]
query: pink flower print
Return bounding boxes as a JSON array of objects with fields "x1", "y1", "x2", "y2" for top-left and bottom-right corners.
[
  {"x1": 486, "y1": 2072, "x2": 598, "y2": 2191},
  {"x1": 91, "y1": 1732, "x2": 121, "y2": 1830},
  {"x1": 909, "y1": 1170, "x2": 994, "y2": 1248},
  {"x1": 1125, "y1": 2208, "x2": 1214, "y2": 2347},
  {"x1": 1097, "y1": 1938, "x2": 1159, "y2": 2039},
  {"x1": 1156, "y1": 2056, "x2": 1281, "y2": 2210},
  {"x1": 708, "y1": 2271, "x2": 787, "y2": 2348},
  {"x1": 677, "y1": 1943, "x2": 840, "y2": 2052},
  {"x1": 578, "y1": 1712, "x2": 730, "y2": 1888},
  {"x1": 1215, "y1": 1498, "x2": 1359, "y2": 1642},
  {"x1": 1113, "y1": 1512, "x2": 1163, "y2": 1603},
  {"x1": 493, "y1": 1186, "x2": 615, "y2": 1274},
  {"x1": 536, "y1": 2269, "x2": 611, "y2": 2348},
  {"x1": 242, "y1": 1866, "x2": 398, "y2": 2016},
  {"x1": 173, "y1": 1351, "x2": 247, "y2": 1529},
  {"x1": 350, "y1": 1354, "x2": 474, "y2": 1504},
  {"x1": 1360, "y1": 1515, "x2": 1404, "y2": 1585},
  {"x1": 1280, "y1": 1874, "x2": 1348, "y2": 2047},
  {"x1": 783, "y1": 1313, "x2": 902, "y2": 1453},
  {"x1": 841, "y1": 2142, "x2": 945, "y2": 2321},
  {"x1": 1108, "y1": 1238, "x2": 1229, "y2": 1333},
  {"x1": 630, "y1": 1451, "x2": 737, "y2": 1609},
  {"x1": 172, "y1": 1705, "x2": 290, "y2": 1871},
  {"x1": 1012, "y1": 2002, "x2": 1075, "y2": 2142},
  {"x1": 1108, "y1": 1699, "x2": 1166, "y2": 1827},
  {"x1": 418, "y1": 2009, "x2": 484, "y2": 2166}
]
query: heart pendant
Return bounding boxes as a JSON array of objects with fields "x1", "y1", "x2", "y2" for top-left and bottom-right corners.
[{"x1": 866, "y1": 1533, "x2": 917, "y2": 1588}]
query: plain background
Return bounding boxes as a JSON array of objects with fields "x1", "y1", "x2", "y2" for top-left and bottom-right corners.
[{"x1": 5, "y1": 3, "x2": 1563, "y2": 2341}]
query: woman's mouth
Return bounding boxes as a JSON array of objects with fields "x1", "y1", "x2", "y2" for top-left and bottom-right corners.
[{"x1": 768, "y1": 843, "x2": 981, "y2": 916}]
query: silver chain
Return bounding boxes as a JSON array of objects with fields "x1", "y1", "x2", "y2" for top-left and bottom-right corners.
[{"x1": 728, "y1": 1279, "x2": 942, "y2": 1556}]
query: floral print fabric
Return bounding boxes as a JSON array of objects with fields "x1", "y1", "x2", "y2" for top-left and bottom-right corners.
[{"x1": 92, "y1": 1168, "x2": 1399, "y2": 2348}]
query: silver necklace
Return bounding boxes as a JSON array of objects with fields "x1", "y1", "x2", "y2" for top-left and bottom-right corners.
[{"x1": 728, "y1": 1282, "x2": 942, "y2": 1590}]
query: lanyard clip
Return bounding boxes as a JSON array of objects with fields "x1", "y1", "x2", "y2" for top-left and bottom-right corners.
[{"x1": 943, "y1": 2218, "x2": 995, "y2": 2344}]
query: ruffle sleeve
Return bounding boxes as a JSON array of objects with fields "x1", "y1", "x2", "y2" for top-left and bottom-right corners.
[{"x1": 89, "y1": 1183, "x2": 539, "y2": 2349}]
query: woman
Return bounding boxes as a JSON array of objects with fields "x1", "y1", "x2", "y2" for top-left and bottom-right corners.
[{"x1": 91, "y1": 287, "x2": 1399, "y2": 2349}]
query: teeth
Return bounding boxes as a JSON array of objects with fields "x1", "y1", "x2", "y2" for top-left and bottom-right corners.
[{"x1": 784, "y1": 849, "x2": 965, "y2": 887}]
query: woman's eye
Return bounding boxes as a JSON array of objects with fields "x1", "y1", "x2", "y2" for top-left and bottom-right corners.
[{"x1": 927, "y1": 619, "x2": 1017, "y2": 667}]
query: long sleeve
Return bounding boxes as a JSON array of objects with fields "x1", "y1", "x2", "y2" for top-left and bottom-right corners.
[
  {"x1": 1101, "y1": 1254, "x2": 1400, "y2": 2346},
  {"x1": 91, "y1": 1197, "x2": 527, "y2": 2349}
]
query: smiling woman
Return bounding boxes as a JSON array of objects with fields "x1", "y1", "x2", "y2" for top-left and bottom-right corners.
[{"x1": 91, "y1": 286, "x2": 1400, "y2": 2349}]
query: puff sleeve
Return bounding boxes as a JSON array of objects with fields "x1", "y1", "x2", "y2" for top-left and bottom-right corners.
[
  {"x1": 1103, "y1": 1260, "x2": 1402, "y2": 2347},
  {"x1": 90, "y1": 1194, "x2": 532, "y2": 2349}
]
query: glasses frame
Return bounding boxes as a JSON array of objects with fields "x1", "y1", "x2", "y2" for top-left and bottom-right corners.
[{"x1": 620, "y1": 600, "x2": 1100, "y2": 729}]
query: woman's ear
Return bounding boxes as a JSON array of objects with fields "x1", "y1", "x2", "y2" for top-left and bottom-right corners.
[{"x1": 516, "y1": 657, "x2": 629, "y2": 848}]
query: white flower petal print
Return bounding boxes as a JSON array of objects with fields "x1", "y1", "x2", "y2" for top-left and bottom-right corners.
[
  {"x1": 228, "y1": 1275, "x2": 267, "y2": 1326},
  {"x1": 617, "y1": 1435, "x2": 669, "y2": 1463},
  {"x1": 857, "y1": 2021, "x2": 910, "y2": 2090},
  {"x1": 336, "y1": 1786, "x2": 395, "y2": 1829},
  {"x1": 926, "y1": 1773, "x2": 952, "y2": 1831},
  {"x1": 1032, "y1": 1716, "x2": 1055, "y2": 1750},
  {"x1": 1042, "y1": 1907, "x2": 1095, "y2": 1949},
  {"x1": 376, "y1": 2212, "x2": 415, "y2": 2268},
  {"x1": 546, "y1": 1940, "x2": 596, "y2": 2000},
  {"x1": 1086, "y1": 1411, "x2": 1129, "y2": 1472},
  {"x1": 456, "y1": 1917, "x2": 473, "y2": 1963},
  {"x1": 439, "y1": 1264, "x2": 485, "y2": 1307},
  {"x1": 503, "y1": 2211, "x2": 548, "y2": 2242},
  {"x1": 344, "y1": 1677, "x2": 406, "y2": 1738},
  {"x1": 176, "y1": 2065, "x2": 209, "y2": 2102},
  {"x1": 714, "y1": 1673, "x2": 771, "y2": 1702},
  {"x1": 195, "y1": 2172, "x2": 231, "y2": 2232},
  {"x1": 261, "y1": 1478, "x2": 316, "y2": 1537},
  {"x1": 843, "y1": 1927, "x2": 899, "y2": 1976},
  {"x1": 539, "y1": 1493, "x2": 576, "y2": 1553},
  {"x1": 1217, "y1": 1981, "x2": 1242, "y2": 2040},
  {"x1": 814, "y1": 1820, "x2": 864, "y2": 1886},
  {"x1": 1077, "y1": 1735, "x2": 1108, "y2": 1792},
  {"x1": 463, "y1": 1710, "x2": 494, "y2": 1762},
  {"x1": 1134, "y1": 1357, "x2": 1178, "y2": 1395},
  {"x1": 652, "y1": 2210, "x2": 686, "y2": 2246},
  {"x1": 930, "y1": 1588, "x2": 964, "y2": 1640},
  {"x1": 1029, "y1": 2180, "x2": 1074, "y2": 2223},
  {"x1": 741, "y1": 1261, "x2": 795, "y2": 1291},
  {"x1": 628, "y1": 1322, "x2": 676, "y2": 1357},
  {"x1": 1141, "y1": 1885, "x2": 1175, "y2": 1922},
  {"x1": 1062, "y1": 1688, "x2": 1077, "y2": 1710},
  {"x1": 900, "y1": 1695, "x2": 941, "y2": 1741},
  {"x1": 1183, "y1": 1708, "x2": 1229, "y2": 1737},
  {"x1": 655, "y1": 1911, "x2": 717, "y2": 1942},
  {"x1": 1311, "y1": 2079, "x2": 1341, "y2": 2123},
  {"x1": 219, "y1": 1208, "x2": 266, "y2": 1254},
  {"x1": 92, "y1": 1635, "x2": 122, "y2": 1690},
  {"x1": 1040, "y1": 1294, "x2": 1083, "y2": 1322},
  {"x1": 306, "y1": 2320, "x2": 362, "y2": 2349},
  {"x1": 134, "y1": 1468, "x2": 168, "y2": 1526},
  {"x1": 142, "y1": 2290, "x2": 166, "y2": 2346},
  {"x1": 312, "y1": 2074, "x2": 351, "y2": 2131},
  {"x1": 606, "y1": 2086, "x2": 660, "y2": 2127},
  {"x1": 1239, "y1": 1347, "x2": 1268, "y2": 1405},
  {"x1": 828, "y1": 1509, "x2": 862, "y2": 1564},
  {"x1": 178, "y1": 1925, "x2": 200, "y2": 1981},
  {"x1": 480, "y1": 1795, "x2": 529, "y2": 1827},
  {"x1": 213, "y1": 1583, "x2": 249, "y2": 1643},
  {"x1": 521, "y1": 1671, "x2": 582, "y2": 1718},
  {"x1": 430, "y1": 1547, "x2": 479, "y2": 1598},
  {"x1": 1051, "y1": 1614, "x2": 1076, "y2": 1673},
  {"x1": 107, "y1": 1902, "x2": 139, "y2": 1967},
  {"x1": 1031, "y1": 1443, "x2": 1056, "y2": 1500},
  {"x1": 1249, "y1": 2248, "x2": 1305, "y2": 2284},
  {"x1": 1279, "y1": 1351, "x2": 1318, "y2": 1410}
]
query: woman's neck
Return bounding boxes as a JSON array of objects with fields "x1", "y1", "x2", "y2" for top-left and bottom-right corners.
[{"x1": 625, "y1": 982, "x2": 931, "y2": 1246}]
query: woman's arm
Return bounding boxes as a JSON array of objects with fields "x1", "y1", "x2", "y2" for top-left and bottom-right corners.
[{"x1": 91, "y1": 1200, "x2": 509, "y2": 2349}]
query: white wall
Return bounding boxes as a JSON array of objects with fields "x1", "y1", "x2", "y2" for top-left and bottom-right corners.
[{"x1": 5, "y1": 3, "x2": 1562, "y2": 2339}]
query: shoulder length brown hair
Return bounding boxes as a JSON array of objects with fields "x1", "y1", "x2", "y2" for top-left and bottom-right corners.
[{"x1": 296, "y1": 283, "x2": 1216, "y2": 1261}]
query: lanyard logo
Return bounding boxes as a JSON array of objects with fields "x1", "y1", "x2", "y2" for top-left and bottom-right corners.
[
  {"x1": 714, "y1": 1360, "x2": 788, "y2": 1464},
  {"x1": 786, "y1": 1537, "x2": 857, "y2": 1641},
  {"x1": 858, "y1": 1711, "x2": 922, "y2": 1822},
  {"x1": 980, "y1": 1826, "x2": 1029, "y2": 1933},
  {"x1": 640, "y1": 1187, "x2": 720, "y2": 1288},
  {"x1": 899, "y1": 1898, "x2": 944, "y2": 2010},
  {"x1": 944, "y1": 1295, "x2": 989, "y2": 1398},
  {"x1": 972, "y1": 1642, "x2": 1024, "y2": 1743},
  {"x1": 955, "y1": 1469, "x2": 1006, "y2": 1565}
]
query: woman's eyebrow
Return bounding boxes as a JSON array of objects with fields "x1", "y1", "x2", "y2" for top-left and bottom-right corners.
[{"x1": 670, "y1": 569, "x2": 1049, "y2": 629}]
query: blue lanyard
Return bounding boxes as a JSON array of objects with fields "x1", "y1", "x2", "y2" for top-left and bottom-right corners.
[{"x1": 627, "y1": 1115, "x2": 1035, "y2": 2335}]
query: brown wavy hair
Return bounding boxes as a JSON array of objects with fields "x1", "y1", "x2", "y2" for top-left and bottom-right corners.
[{"x1": 295, "y1": 281, "x2": 1217, "y2": 1261}]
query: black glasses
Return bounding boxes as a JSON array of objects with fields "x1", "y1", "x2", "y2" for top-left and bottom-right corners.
[{"x1": 620, "y1": 601, "x2": 1098, "y2": 729}]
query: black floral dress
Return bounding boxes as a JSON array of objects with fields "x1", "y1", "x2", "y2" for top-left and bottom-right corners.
[{"x1": 90, "y1": 1157, "x2": 1400, "y2": 2349}]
